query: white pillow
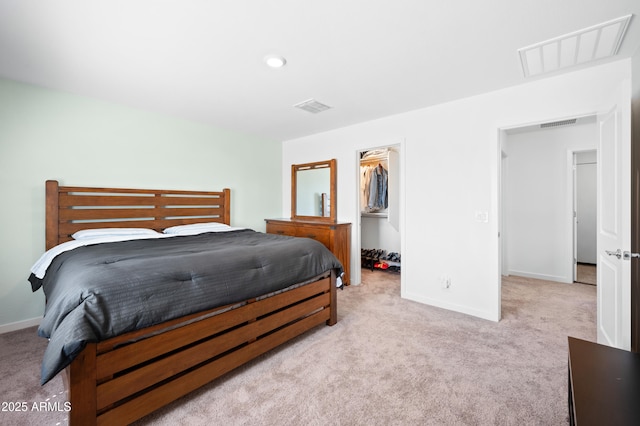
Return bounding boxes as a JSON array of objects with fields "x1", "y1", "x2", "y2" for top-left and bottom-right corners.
[
  {"x1": 72, "y1": 228, "x2": 161, "y2": 240},
  {"x1": 163, "y1": 222, "x2": 231, "y2": 235}
]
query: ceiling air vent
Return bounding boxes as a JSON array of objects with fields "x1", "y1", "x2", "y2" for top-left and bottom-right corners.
[
  {"x1": 540, "y1": 119, "x2": 577, "y2": 129},
  {"x1": 294, "y1": 99, "x2": 332, "y2": 114},
  {"x1": 518, "y1": 14, "x2": 632, "y2": 77}
]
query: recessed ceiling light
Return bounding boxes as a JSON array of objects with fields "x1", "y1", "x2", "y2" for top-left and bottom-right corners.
[
  {"x1": 264, "y1": 55, "x2": 287, "y2": 68},
  {"x1": 518, "y1": 14, "x2": 632, "y2": 78}
]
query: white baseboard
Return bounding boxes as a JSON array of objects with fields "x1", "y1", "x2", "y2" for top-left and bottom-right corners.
[
  {"x1": 507, "y1": 269, "x2": 572, "y2": 284},
  {"x1": 0, "y1": 317, "x2": 41, "y2": 334},
  {"x1": 402, "y1": 291, "x2": 499, "y2": 322}
]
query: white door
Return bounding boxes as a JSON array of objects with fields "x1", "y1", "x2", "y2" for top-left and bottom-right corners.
[{"x1": 597, "y1": 80, "x2": 631, "y2": 350}]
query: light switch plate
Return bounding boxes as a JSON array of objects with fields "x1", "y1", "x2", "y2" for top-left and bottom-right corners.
[{"x1": 475, "y1": 211, "x2": 489, "y2": 223}]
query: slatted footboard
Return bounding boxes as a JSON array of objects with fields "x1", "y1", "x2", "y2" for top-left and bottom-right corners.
[{"x1": 65, "y1": 270, "x2": 337, "y2": 425}]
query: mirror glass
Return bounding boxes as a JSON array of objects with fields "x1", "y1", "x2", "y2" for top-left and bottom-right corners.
[
  {"x1": 292, "y1": 159, "x2": 336, "y2": 222},
  {"x1": 296, "y1": 167, "x2": 330, "y2": 216}
]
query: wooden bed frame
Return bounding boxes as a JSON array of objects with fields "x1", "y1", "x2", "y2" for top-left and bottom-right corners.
[{"x1": 44, "y1": 180, "x2": 338, "y2": 425}]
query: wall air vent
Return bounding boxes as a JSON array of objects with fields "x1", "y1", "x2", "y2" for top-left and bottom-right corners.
[
  {"x1": 540, "y1": 119, "x2": 577, "y2": 129},
  {"x1": 294, "y1": 99, "x2": 332, "y2": 114},
  {"x1": 518, "y1": 14, "x2": 632, "y2": 78}
]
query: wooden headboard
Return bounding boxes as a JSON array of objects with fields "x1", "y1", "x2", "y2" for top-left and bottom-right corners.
[{"x1": 45, "y1": 180, "x2": 231, "y2": 250}]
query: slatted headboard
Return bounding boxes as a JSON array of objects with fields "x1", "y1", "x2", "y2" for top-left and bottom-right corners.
[{"x1": 45, "y1": 180, "x2": 231, "y2": 249}]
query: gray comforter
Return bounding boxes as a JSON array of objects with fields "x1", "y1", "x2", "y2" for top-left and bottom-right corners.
[{"x1": 29, "y1": 229, "x2": 342, "y2": 384}]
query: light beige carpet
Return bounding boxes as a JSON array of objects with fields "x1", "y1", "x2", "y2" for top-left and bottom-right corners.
[
  {"x1": 0, "y1": 270, "x2": 596, "y2": 425},
  {"x1": 575, "y1": 263, "x2": 596, "y2": 286}
]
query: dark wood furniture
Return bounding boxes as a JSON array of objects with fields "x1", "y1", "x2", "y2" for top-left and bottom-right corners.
[
  {"x1": 265, "y1": 218, "x2": 351, "y2": 285},
  {"x1": 568, "y1": 336, "x2": 640, "y2": 425},
  {"x1": 44, "y1": 180, "x2": 338, "y2": 425}
]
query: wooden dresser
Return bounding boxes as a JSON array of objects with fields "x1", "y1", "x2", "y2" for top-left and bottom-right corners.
[
  {"x1": 265, "y1": 218, "x2": 351, "y2": 285},
  {"x1": 568, "y1": 336, "x2": 640, "y2": 425}
]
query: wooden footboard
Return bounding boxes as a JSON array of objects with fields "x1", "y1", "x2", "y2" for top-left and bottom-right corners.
[{"x1": 65, "y1": 270, "x2": 337, "y2": 425}]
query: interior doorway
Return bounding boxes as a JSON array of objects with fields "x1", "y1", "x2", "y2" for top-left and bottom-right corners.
[
  {"x1": 500, "y1": 116, "x2": 597, "y2": 283},
  {"x1": 574, "y1": 150, "x2": 597, "y2": 285},
  {"x1": 499, "y1": 115, "x2": 597, "y2": 317},
  {"x1": 356, "y1": 144, "x2": 402, "y2": 284}
]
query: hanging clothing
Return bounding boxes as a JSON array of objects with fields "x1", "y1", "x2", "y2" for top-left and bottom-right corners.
[
  {"x1": 368, "y1": 164, "x2": 388, "y2": 211},
  {"x1": 361, "y1": 164, "x2": 374, "y2": 212},
  {"x1": 361, "y1": 162, "x2": 388, "y2": 213}
]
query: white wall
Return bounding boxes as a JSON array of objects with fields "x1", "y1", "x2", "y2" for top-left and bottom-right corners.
[
  {"x1": 361, "y1": 216, "x2": 401, "y2": 253},
  {"x1": 502, "y1": 123, "x2": 597, "y2": 283},
  {"x1": 0, "y1": 79, "x2": 282, "y2": 331},
  {"x1": 282, "y1": 59, "x2": 631, "y2": 322}
]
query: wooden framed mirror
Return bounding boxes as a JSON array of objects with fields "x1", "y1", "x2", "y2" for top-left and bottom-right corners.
[{"x1": 291, "y1": 159, "x2": 337, "y2": 222}]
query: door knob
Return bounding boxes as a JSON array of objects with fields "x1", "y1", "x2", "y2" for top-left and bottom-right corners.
[
  {"x1": 605, "y1": 249, "x2": 622, "y2": 259},
  {"x1": 605, "y1": 249, "x2": 640, "y2": 260}
]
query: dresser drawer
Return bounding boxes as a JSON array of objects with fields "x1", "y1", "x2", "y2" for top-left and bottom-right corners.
[
  {"x1": 265, "y1": 219, "x2": 351, "y2": 285},
  {"x1": 265, "y1": 222, "x2": 296, "y2": 237},
  {"x1": 295, "y1": 226, "x2": 331, "y2": 248}
]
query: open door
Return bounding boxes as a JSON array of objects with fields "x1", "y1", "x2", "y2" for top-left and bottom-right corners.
[{"x1": 597, "y1": 80, "x2": 632, "y2": 350}]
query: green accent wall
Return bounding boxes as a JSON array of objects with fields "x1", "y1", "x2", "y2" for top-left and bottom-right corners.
[{"x1": 0, "y1": 78, "x2": 281, "y2": 328}]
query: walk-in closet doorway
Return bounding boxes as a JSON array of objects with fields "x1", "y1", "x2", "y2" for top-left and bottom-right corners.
[{"x1": 356, "y1": 143, "x2": 403, "y2": 286}]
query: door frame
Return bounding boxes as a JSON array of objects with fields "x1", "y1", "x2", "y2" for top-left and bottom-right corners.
[
  {"x1": 498, "y1": 113, "x2": 599, "y2": 319},
  {"x1": 353, "y1": 141, "x2": 405, "y2": 291},
  {"x1": 631, "y1": 93, "x2": 640, "y2": 352},
  {"x1": 572, "y1": 149, "x2": 598, "y2": 283}
]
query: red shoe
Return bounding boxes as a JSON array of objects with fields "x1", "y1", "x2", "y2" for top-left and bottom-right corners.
[{"x1": 374, "y1": 261, "x2": 389, "y2": 270}]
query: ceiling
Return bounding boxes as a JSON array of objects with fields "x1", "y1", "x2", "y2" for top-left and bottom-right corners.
[{"x1": 0, "y1": 1, "x2": 639, "y2": 142}]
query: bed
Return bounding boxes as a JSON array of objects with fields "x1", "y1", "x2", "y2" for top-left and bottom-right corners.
[{"x1": 31, "y1": 180, "x2": 341, "y2": 425}]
